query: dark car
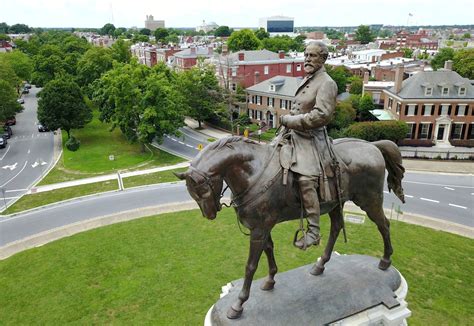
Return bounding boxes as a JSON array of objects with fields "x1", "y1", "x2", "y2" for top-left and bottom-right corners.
[
  {"x1": 22, "y1": 88, "x2": 29, "y2": 94},
  {"x1": 38, "y1": 123, "x2": 50, "y2": 132},
  {"x1": 3, "y1": 125, "x2": 12, "y2": 138},
  {"x1": 0, "y1": 135, "x2": 7, "y2": 149},
  {"x1": 24, "y1": 83, "x2": 32, "y2": 89},
  {"x1": 5, "y1": 116, "x2": 16, "y2": 126}
]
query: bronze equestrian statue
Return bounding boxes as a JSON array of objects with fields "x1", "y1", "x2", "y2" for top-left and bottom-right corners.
[{"x1": 175, "y1": 41, "x2": 406, "y2": 319}]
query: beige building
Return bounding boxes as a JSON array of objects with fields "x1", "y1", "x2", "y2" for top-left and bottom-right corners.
[{"x1": 145, "y1": 15, "x2": 165, "y2": 32}]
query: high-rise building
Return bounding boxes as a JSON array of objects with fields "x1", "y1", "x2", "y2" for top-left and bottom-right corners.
[
  {"x1": 259, "y1": 16, "x2": 294, "y2": 34},
  {"x1": 145, "y1": 15, "x2": 165, "y2": 32}
]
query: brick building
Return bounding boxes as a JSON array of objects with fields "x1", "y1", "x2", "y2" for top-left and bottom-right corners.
[
  {"x1": 383, "y1": 61, "x2": 474, "y2": 147},
  {"x1": 173, "y1": 47, "x2": 214, "y2": 71},
  {"x1": 211, "y1": 49, "x2": 304, "y2": 91}
]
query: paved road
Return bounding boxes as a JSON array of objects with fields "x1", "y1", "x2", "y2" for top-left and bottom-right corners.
[
  {"x1": 154, "y1": 126, "x2": 209, "y2": 159},
  {"x1": 0, "y1": 87, "x2": 54, "y2": 209},
  {"x1": 0, "y1": 171, "x2": 472, "y2": 247}
]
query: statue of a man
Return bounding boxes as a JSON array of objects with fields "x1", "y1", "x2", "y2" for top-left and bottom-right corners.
[{"x1": 280, "y1": 41, "x2": 338, "y2": 249}]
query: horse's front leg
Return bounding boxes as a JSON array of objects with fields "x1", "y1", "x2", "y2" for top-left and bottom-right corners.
[
  {"x1": 227, "y1": 228, "x2": 267, "y2": 319},
  {"x1": 260, "y1": 234, "x2": 277, "y2": 291}
]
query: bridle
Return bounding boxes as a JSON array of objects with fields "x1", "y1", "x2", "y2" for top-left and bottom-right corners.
[{"x1": 188, "y1": 166, "x2": 229, "y2": 212}]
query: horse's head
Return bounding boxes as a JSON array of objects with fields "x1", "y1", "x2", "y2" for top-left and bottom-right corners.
[{"x1": 174, "y1": 167, "x2": 224, "y2": 220}]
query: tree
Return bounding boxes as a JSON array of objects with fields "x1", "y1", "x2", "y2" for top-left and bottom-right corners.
[
  {"x1": 401, "y1": 47, "x2": 414, "y2": 58},
  {"x1": 76, "y1": 47, "x2": 113, "y2": 87},
  {"x1": 0, "y1": 50, "x2": 33, "y2": 82},
  {"x1": 354, "y1": 25, "x2": 374, "y2": 44},
  {"x1": 139, "y1": 28, "x2": 151, "y2": 36},
  {"x1": 179, "y1": 65, "x2": 223, "y2": 129},
  {"x1": 92, "y1": 62, "x2": 184, "y2": 149},
  {"x1": 0, "y1": 59, "x2": 21, "y2": 92},
  {"x1": 325, "y1": 65, "x2": 350, "y2": 94},
  {"x1": 0, "y1": 80, "x2": 21, "y2": 121},
  {"x1": 0, "y1": 22, "x2": 9, "y2": 34},
  {"x1": 254, "y1": 28, "x2": 270, "y2": 40},
  {"x1": 31, "y1": 53, "x2": 67, "y2": 87},
  {"x1": 37, "y1": 75, "x2": 92, "y2": 139},
  {"x1": 453, "y1": 48, "x2": 474, "y2": 79},
  {"x1": 462, "y1": 33, "x2": 471, "y2": 39},
  {"x1": 110, "y1": 39, "x2": 132, "y2": 63},
  {"x1": 378, "y1": 29, "x2": 393, "y2": 38},
  {"x1": 114, "y1": 27, "x2": 127, "y2": 38},
  {"x1": 100, "y1": 23, "x2": 116, "y2": 36},
  {"x1": 227, "y1": 29, "x2": 262, "y2": 51},
  {"x1": 214, "y1": 26, "x2": 232, "y2": 37},
  {"x1": 0, "y1": 33, "x2": 10, "y2": 41},
  {"x1": 165, "y1": 34, "x2": 179, "y2": 45},
  {"x1": 154, "y1": 28, "x2": 169, "y2": 43},
  {"x1": 8, "y1": 23, "x2": 31, "y2": 34},
  {"x1": 358, "y1": 93, "x2": 375, "y2": 121},
  {"x1": 327, "y1": 100, "x2": 356, "y2": 132},
  {"x1": 430, "y1": 47, "x2": 455, "y2": 70},
  {"x1": 348, "y1": 76, "x2": 363, "y2": 95}
]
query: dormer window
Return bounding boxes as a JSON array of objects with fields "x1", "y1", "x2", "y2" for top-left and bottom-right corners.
[
  {"x1": 269, "y1": 84, "x2": 276, "y2": 92},
  {"x1": 442, "y1": 87, "x2": 449, "y2": 96},
  {"x1": 459, "y1": 87, "x2": 466, "y2": 96},
  {"x1": 425, "y1": 87, "x2": 433, "y2": 96}
]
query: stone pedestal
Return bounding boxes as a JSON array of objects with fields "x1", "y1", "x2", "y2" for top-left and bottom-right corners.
[{"x1": 205, "y1": 255, "x2": 410, "y2": 326}]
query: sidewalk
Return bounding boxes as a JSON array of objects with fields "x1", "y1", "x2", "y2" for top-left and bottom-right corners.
[{"x1": 185, "y1": 118, "x2": 229, "y2": 140}]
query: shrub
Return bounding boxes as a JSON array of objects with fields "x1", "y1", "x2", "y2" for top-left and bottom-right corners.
[
  {"x1": 65, "y1": 136, "x2": 81, "y2": 151},
  {"x1": 344, "y1": 120, "x2": 409, "y2": 142}
]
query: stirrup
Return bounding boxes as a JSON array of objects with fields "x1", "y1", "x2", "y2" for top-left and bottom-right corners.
[{"x1": 293, "y1": 231, "x2": 321, "y2": 250}]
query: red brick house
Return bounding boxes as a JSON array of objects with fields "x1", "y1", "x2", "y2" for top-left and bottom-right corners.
[{"x1": 173, "y1": 47, "x2": 214, "y2": 71}]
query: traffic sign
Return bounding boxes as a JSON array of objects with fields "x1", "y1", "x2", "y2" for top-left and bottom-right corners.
[
  {"x1": 197, "y1": 144, "x2": 204, "y2": 151},
  {"x1": 243, "y1": 129, "x2": 249, "y2": 138}
]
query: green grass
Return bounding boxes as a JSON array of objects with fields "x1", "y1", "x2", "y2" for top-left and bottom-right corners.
[
  {"x1": 0, "y1": 209, "x2": 472, "y2": 325},
  {"x1": 3, "y1": 181, "x2": 119, "y2": 215},
  {"x1": 38, "y1": 111, "x2": 185, "y2": 185},
  {"x1": 122, "y1": 168, "x2": 187, "y2": 189}
]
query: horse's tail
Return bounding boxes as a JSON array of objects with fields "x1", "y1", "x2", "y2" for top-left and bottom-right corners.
[{"x1": 372, "y1": 140, "x2": 406, "y2": 204}]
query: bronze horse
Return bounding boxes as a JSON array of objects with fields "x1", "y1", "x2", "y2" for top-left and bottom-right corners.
[{"x1": 175, "y1": 136, "x2": 405, "y2": 319}]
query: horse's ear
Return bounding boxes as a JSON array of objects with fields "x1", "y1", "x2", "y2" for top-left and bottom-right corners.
[{"x1": 173, "y1": 171, "x2": 189, "y2": 180}]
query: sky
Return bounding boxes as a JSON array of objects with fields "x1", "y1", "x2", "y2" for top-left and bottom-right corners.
[{"x1": 1, "y1": 0, "x2": 473, "y2": 29}]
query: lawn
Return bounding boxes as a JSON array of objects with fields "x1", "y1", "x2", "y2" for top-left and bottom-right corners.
[
  {"x1": 39, "y1": 111, "x2": 185, "y2": 185},
  {"x1": 0, "y1": 208, "x2": 472, "y2": 325}
]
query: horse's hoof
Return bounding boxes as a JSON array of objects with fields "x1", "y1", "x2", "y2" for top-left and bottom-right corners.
[
  {"x1": 226, "y1": 305, "x2": 243, "y2": 319},
  {"x1": 260, "y1": 279, "x2": 275, "y2": 291},
  {"x1": 310, "y1": 265, "x2": 324, "y2": 276},
  {"x1": 378, "y1": 259, "x2": 391, "y2": 270}
]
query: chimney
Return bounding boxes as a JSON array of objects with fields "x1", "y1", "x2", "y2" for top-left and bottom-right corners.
[
  {"x1": 254, "y1": 71, "x2": 260, "y2": 85},
  {"x1": 208, "y1": 46, "x2": 213, "y2": 55},
  {"x1": 444, "y1": 60, "x2": 453, "y2": 71},
  {"x1": 278, "y1": 50, "x2": 285, "y2": 59},
  {"x1": 222, "y1": 44, "x2": 228, "y2": 55},
  {"x1": 394, "y1": 64, "x2": 404, "y2": 94},
  {"x1": 238, "y1": 52, "x2": 245, "y2": 61},
  {"x1": 363, "y1": 71, "x2": 369, "y2": 84},
  {"x1": 190, "y1": 47, "x2": 196, "y2": 55}
]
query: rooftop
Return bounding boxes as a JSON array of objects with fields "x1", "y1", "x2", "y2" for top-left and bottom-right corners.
[{"x1": 246, "y1": 75, "x2": 303, "y2": 97}]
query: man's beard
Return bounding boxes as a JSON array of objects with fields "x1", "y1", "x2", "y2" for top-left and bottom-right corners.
[{"x1": 304, "y1": 62, "x2": 322, "y2": 74}]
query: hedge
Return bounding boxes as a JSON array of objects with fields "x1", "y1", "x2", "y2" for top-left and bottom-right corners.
[{"x1": 344, "y1": 120, "x2": 409, "y2": 142}]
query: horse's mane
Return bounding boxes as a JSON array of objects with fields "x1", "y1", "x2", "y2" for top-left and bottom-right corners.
[{"x1": 205, "y1": 136, "x2": 258, "y2": 152}]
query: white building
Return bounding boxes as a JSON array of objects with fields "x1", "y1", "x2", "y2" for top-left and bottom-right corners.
[
  {"x1": 196, "y1": 20, "x2": 219, "y2": 33},
  {"x1": 259, "y1": 16, "x2": 295, "y2": 36},
  {"x1": 145, "y1": 15, "x2": 165, "y2": 32}
]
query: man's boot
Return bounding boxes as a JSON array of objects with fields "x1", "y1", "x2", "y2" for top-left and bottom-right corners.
[{"x1": 294, "y1": 177, "x2": 321, "y2": 249}]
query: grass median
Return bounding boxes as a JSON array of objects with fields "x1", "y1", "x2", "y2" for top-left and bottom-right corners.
[
  {"x1": 0, "y1": 208, "x2": 472, "y2": 324},
  {"x1": 3, "y1": 169, "x2": 186, "y2": 215}
]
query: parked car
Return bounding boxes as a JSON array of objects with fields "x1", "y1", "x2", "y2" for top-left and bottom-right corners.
[
  {"x1": 38, "y1": 123, "x2": 50, "y2": 132},
  {"x1": 17, "y1": 98, "x2": 25, "y2": 104},
  {"x1": 3, "y1": 125, "x2": 12, "y2": 138},
  {"x1": 5, "y1": 116, "x2": 16, "y2": 126},
  {"x1": 24, "y1": 83, "x2": 32, "y2": 89},
  {"x1": 22, "y1": 88, "x2": 29, "y2": 94},
  {"x1": 0, "y1": 135, "x2": 7, "y2": 148}
]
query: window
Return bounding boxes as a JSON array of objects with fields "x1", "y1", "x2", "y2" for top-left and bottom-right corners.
[
  {"x1": 231, "y1": 67, "x2": 237, "y2": 77},
  {"x1": 296, "y1": 64, "x2": 302, "y2": 71},
  {"x1": 425, "y1": 87, "x2": 433, "y2": 96},
  {"x1": 248, "y1": 96, "x2": 252, "y2": 104},
  {"x1": 269, "y1": 84, "x2": 275, "y2": 92},
  {"x1": 396, "y1": 102, "x2": 400, "y2": 114},
  {"x1": 423, "y1": 104, "x2": 432, "y2": 116},
  {"x1": 268, "y1": 97, "x2": 274, "y2": 107},
  {"x1": 256, "y1": 96, "x2": 261, "y2": 105},
  {"x1": 419, "y1": 123, "x2": 430, "y2": 139},
  {"x1": 264, "y1": 66, "x2": 269, "y2": 75},
  {"x1": 456, "y1": 105, "x2": 466, "y2": 116},
  {"x1": 405, "y1": 123, "x2": 415, "y2": 139},
  {"x1": 286, "y1": 64, "x2": 292, "y2": 73},
  {"x1": 388, "y1": 98, "x2": 393, "y2": 109},
  {"x1": 440, "y1": 104, "x2": 449, "y2": 115},
  {"x1": 468, "y1": 123, "x2": 474, "y2": 140},
  {"x1": 281, "y1": 99, "x2": 287, "y2": 109},
  {"x1": 407, "y1": 104, "x2": 416, "y2": 116},
  {"x1": 231, "y1": 83, "x2": 236, "y2": 91},
  {"x1": 442, "y1": 87, "x2": 449, "y2": 96},
  {"x1": 459, "y1": 87, "x2": 466, "y2": 96},
  {"x1": 451, "y1": 123, "x2": 463, "y2": 140}
]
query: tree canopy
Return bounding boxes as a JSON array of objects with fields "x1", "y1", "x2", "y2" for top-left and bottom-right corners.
[
  {"x1": 0, "y1": 80, "x2": 21, "y2": 121},
  {"x1": 76, "y1": 47, "x2": 113, "y2": 88},
  {"x1": 254, "y1": 28, "x2": 270, "y2": 40},
  {"x1": 37, "y1": 74, "x2": 92, "y2": 138},
  {"x1": 100, "y1": 23, "x2": 116, "y2": 36},
  {"x1": 348, "y1": 76, "x2": 363, "y2": 95},
  {"x1": 214, "y1": 26, "x2": 232, "y2": 37},
  {"x1": 227, "y1": 29, "x2": 262, "y2": 51},
  {"x1": 430, "y1": 47, "x2": 455, "y2": 70},
  {"x1": 261, "y1": 35, "x2": 305, "y2": 53},
  {"x1": 453, "y1": 48, "x2": 474, "y2": 79},
  {"x1": 325, "y1": 65, "x2": 351, "y2": 94},
  {"x1": 154, "y1": 28, "x2": 169, "y2": 43},
  {"x1": 354, "y1": 25, "x2": 375, "y2": 44}
]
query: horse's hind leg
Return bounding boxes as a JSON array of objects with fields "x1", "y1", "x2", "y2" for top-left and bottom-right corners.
[
  {"x1": 364, "y1": 200, "x2": 393, "y2": 270},
  {"x1": 260, "y1": 234, "x2": 277, "y2": 291},
  {"x1": 311, "y1": 205, "x2": 343, "y2": 276}
]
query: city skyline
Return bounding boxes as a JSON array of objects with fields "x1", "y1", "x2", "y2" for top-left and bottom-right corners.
[{"x1": 1, "y1": 0, "x2": 473, "y2": 29}]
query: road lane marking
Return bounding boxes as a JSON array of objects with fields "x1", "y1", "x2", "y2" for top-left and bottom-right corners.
[
  {"x1": 27, "y1": 149, "x2": 30, "y2": 154},
  {"x1": 171, "y1": 138, "x2": 177, "y2": 142},
  {"x1": 383, "y1": 191, "x2": 389, "y2": 194},
  {"x1": 0, "y1": 145, "x2": 10, "y2": 160},
  {"x1": 2, "y1": 162, "x2": 18, "y2": 171},
  {"x1": 420, "y1": 197, "x2": 439, "y2": 203},
  {"x1": 2, "y1": 196, "x2": 20, "y2": 200},
  {"x1": 32, "y1": 161, "x2": 39, "y2": 168},
  {"x1": 405, "y1": 180, "x2": 474, "y2": 189},
  {"x1": 449, "y1": 203, "x2": 467, "y2": 209},
  {"x1": 5, "y1": 189, "x2": 28, "y2": 193},
  {"x1": 185, "y1": 144, "x2": 194, "y2": 148},
  {"x1": 444, "y1": 187, "x2": 454, "y2": 191},
  {"x1": 0, "y1": 161, "x2": 28, "y2": 188},
  {"x1": 178, "y1": 141, "x2": 185, "y2": 145},
  {"x1": 405, "y1": 195, "x2": 414, "y2": 198}
]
